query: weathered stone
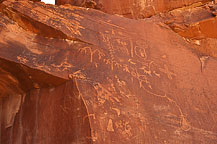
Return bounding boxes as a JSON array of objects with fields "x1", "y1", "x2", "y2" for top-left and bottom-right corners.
[
  {"x1": 0, "y1": 0, "x2": 40, "y2": 3},
  {"x1": 160, "y1": 2, "x2": 217, "y2": 39},
  {"x1": 56, "y1": 0, "x2": 212, "y2": 18},
  {"x1": 1, "y1": 80, "x2": 92, "y2": 144},
  {"x1": 0, "y1": 0, "x2": 217, "y2": 144},
  {"x1": 158, "y1": 2, "x2": 217, "y2": 57}
]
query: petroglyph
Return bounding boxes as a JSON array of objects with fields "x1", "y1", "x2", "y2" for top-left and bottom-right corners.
[
  {"x1": 135, "y1": 40, "x2": 149, "y2": 61},
  {"x1": 68, "y1": 70, "x2": 86, "y2": 79},
  {"x1": 115, "y1": 38, "x2": 130, "y2": 56},
  {"x1": 159, "y1": 64, "x2": 176, "y2": 80},
  {"x1": 153, "y1": 70, "x2": 161, "y2": 77},
  {"x1": 98, "y1": 20, "x2": 125, "y2": 30},
  {"x1": 128, "y1": 59, "x2": 136, "y2": 65},
  {"x1": 107, "y1": 119, "x2": 114, "y2": 132},
  {"x1": 115, "y1": 120, "x2": 133, "y2": 139},
  {"x1": 78, "y1": 33, "x2": 186, "y2": 132},
  {"x1": 34, "y1": 63, "x2": 51, "y2": 72},
  {"x1": 33, "y1": 5, "x2": 85, "y2": 36},
  {"x1": 94, "y1": 82, "x2": 123, "y2": 105},
  {"x1": 83, "y1": 114, "x2": 96, "y2": 122},
  {"x1": 139, "y1": 61, "x2": 153, "y2": 76},
  {"x1": 17, "y1": 56, "x2": 28, "y2": 64},
  {"x1": 112, "y1": 108, "x2": 121, "y2": 116},
  {"x1": 94, "y1": 83, "x2": 113, "y2": 105},
  {"x1": 115, "y1": 76, "x2": 135, "y2": 98},
  {"x1": 1, "y1": 0, "x2": 217, "y2": 143},
  {"x1": 51, "y1": 58, "x2": 74, "y2": 71},
  {"x1": 79, "y1": 46, "x2": 105, "y2": 63}
]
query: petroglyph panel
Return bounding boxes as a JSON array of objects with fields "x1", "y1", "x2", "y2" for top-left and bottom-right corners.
[{"x1": 1, "y1": 1, "x2": 217, "y2": 144}]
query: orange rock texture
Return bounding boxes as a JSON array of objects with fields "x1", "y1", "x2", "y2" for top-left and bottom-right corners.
[
  {"x1": 0, "y1": 0, "x2": 217, "y2": 143},
  {"x1": 56, "y1": 0, "x2": 211, "y2": 18}
]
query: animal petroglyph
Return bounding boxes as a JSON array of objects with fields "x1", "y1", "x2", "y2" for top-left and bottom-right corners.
[
  {"x1": 79, "y1": 47, "x2": 105, "y2": 63},
  {"x1": 51, "y1": 58, "x2": 74, "y2": 71},
  {"x1": 68, "y1": 70, "x2": 86, "y2": 79}
]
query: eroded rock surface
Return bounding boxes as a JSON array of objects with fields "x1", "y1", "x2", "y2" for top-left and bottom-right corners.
[
  {"x1": 56, "y1": 0, "x2": 212, "y2": 18},
  {"x1": 158, "y1": 1, "x2": 217, "y2": 57},
  {"x1": 0, "y1": 0, "x2": 217, "y2": 144},
  {"x1": 1, "y1": 80, "x2": 92, "y2": 144},
  {"x1": 159, "y1": 2, "x2": 217, "y2": 39}
]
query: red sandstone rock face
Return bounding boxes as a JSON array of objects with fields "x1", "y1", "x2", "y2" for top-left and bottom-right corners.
[
  {"x1": 160, "y1": 2, "x2": 217, "y2": 39},
  {"x1": 0, "y1": 0, "x2": 40, "y2": 3},
  {"x1": 0, "y1": 0, "x2": 217, "y2": 144},
  {"x1": 2, "y1": 81, "x2": 92, "y2": 144},
  {"x1": 158, "y1": 2, "x2": 217, "y2": 57},
  {"x1": 56, "y1": 0, "x2": 212, "y2": 18}
]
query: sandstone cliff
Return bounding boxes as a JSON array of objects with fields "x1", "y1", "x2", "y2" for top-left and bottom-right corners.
[{"x1": 0, "y1": 0, "x2": 217, "y2": 143}]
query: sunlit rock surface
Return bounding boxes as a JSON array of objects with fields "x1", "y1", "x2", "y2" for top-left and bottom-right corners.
[
  {"x1": 55, "y1": 0, "x2": 212, "y2": 18},
  {"x1": 158, "y1": 1, "x2": 217, "y2": 57},
  {"x1": 0, "y1": 0, "x2": 217, "y2": 143}
]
